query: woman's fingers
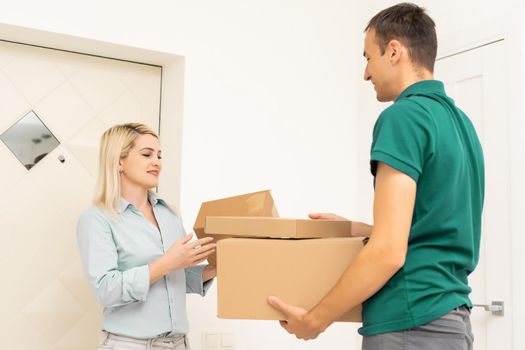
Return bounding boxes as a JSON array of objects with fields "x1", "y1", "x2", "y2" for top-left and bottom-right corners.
[
  {"x1": 178, "y1": 233, "x2": 194, "y2": 244},
  {"x1": 192, "y1": 256, "x2": 210, "y2": 265},
  {"x1": 188, "y1": 240, "x2": 216, "y2": 257},
  {"x1": 187, "y1": 236, "x2": 214, "y2": 249},
  {"x1": 192, "y1": 244, "x2": 216, "y2": 260}
]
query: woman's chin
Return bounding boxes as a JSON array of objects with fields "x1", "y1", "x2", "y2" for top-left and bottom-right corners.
[{"x1": 142, "y1": 182, "x2": 159, "y2": 190}]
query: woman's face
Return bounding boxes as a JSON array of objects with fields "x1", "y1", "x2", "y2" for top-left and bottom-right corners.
[{"x1": 119, "y1": 134, "x2": 162, "y2": 190}]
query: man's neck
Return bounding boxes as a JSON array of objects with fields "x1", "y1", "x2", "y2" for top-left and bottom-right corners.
[{"x1": 392, "y1": 68, "x2": 434, "y2": 100}]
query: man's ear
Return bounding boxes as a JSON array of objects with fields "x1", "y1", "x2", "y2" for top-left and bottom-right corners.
[{"x1": 387, "y1": 40, "x2": 403, "y2": 64}]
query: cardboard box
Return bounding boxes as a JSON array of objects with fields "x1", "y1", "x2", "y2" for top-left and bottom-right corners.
[
  {"x1": 217, "y1": 237, "x2": 364, "y2": 322},
  {"x1": 205, "y1": 216, "x2": 352, "y2": 239},
  {"x1": 194, "y1": 190, "x2": 353, "y2": 265},
  {"x1": 193, "y1": 190, "x2": 278, "y2": 265}
]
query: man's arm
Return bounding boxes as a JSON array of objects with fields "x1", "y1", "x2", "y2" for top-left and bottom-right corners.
[{"x1": 268, "y1": 162, "x2": 416, "y2": 339}]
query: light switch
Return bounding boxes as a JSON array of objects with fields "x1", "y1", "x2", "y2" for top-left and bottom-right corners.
[
  {"x1": 221, "y1": 333, "x2": 234, "y2": 347},
  {"x1": 205, "y1": 333, "x2": 219, "y2": 348},
  {"x1": 202, "y1": 332, "x2": 234, "y2": 350}
]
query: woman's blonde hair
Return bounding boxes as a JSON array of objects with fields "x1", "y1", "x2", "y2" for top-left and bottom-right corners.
[{"x1": 94, "y1": 122, "x2": 158, "y2": 215}]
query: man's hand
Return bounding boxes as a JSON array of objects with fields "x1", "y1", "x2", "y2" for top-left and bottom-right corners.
[
  {"x1": 309, "y1": 213, "x2": 372, "y2": 237},
  {"x1": 309, "y1": 212, "x2": 348, "y2": 221},
  {"x1": 267, "y1": 296, "x2": 324, "y2": 340}
]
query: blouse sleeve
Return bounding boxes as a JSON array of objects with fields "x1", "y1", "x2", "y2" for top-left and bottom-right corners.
[{"x1": 76, "y1": 208, "x2": 150, "y2": 307}]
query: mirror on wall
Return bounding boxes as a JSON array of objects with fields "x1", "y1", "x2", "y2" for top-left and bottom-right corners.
[{"x1": 0, "y1": 110, "x2": 60, "y2": 170}]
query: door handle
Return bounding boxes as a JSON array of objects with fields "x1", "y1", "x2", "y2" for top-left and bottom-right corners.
[{"x1": 472, "y1": 301, "x2": 504, "y2": 316}]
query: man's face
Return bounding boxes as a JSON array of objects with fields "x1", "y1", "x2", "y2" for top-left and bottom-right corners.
[{"x1": 363, "y1": 29, "x2": 395, "y2": 102}]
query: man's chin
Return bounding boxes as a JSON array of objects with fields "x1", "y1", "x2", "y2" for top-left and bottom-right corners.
[{"x1": 376, "y1": 94, "x2": 392, "y2": 103}]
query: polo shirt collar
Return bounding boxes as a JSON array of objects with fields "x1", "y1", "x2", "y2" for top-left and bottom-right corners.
[{"x1": 396, "y1": 80, "x2": 445, "y2": 101}]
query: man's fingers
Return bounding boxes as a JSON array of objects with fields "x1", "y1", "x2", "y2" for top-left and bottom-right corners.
[
  {"x1": 267, "y1": 296, "x2": 293, "y2": 317},
  {"x1": 308, "y1": 212, "x2": 324, "y2": 219},
  {"x1": 309, "y1": 212, "x2": 347, "y2": 221},
  {"x1": 308, "y1": 212, "x2": 336, "y2": 220},
  {"x1": 279, "y1": 320, "x2": 292, "y2": 333},
  {"x1": 271, "y1": 298, "x2": 318, "y2": 340}
]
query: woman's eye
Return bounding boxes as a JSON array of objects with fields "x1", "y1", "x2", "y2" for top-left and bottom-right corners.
[
  {"x1": 142, "y1": 153, "x2": 151, "y2": 158},
  {"x1": 158, "y1": 155, "x2": 162, "y2": 160}
]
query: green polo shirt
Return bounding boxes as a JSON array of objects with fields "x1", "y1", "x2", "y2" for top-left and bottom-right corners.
[{"x1": 359, "y1": 80, "x2": 484, "y2": 336}]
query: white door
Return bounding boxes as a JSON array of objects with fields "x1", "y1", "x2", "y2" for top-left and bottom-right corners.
[
  {"x1": 435, "y1": 40, "x2": 513, "y2": 350},
  {"x1": 0, "y1": 40, "x2": 162, "y2": 350}
]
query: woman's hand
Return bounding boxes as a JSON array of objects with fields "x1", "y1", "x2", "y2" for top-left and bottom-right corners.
[
  {"x1": 165, "y1": 233, "x2": 216, "y2": 269},
  {"x1": 202, "y1": 264, "x2": 217, "y2": 282},
  {"x1": 149, "y1": 233, "x2": 216, "y2": 283}
]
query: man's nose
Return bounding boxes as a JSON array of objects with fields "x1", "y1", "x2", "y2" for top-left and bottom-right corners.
[{"x1": 364, "y1": 68, "x2": 371, "y2": 81}]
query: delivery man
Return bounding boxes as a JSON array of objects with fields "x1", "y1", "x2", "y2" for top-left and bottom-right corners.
[{"x1": 268, "y1": 3, "x2": 484, "y2": 349}]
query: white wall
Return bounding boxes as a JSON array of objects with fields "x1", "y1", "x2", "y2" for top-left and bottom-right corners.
[{"x1": 0, "y1": 1, "x2": 362, "y2": 349}]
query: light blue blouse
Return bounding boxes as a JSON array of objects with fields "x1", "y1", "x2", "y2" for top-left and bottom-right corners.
[{"x1": 77, "y1": 192, "x2": 211, "y2": 338}]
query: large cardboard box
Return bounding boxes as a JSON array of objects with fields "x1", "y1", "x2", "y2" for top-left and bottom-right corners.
[
  {"x1": 205, "y1": 216, "x2": 353, "y2": 239},
  {"x1": 193, "y1": 190, "x2": 278, "y2": 265},
  {"x1": 217, "y1": 237, "x2": 364, "y2": 322},
  {"x1": 194, "y1": 191, "x2": 362, "y2": 323}
]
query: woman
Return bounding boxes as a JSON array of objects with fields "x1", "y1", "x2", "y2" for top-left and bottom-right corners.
[{"x1": 77, "y1": 123, "x2": 216, "y2": 350}]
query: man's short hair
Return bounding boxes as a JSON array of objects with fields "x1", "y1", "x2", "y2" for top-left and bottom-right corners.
[{"x1": 365, "y1": 3, "x2": 437, "y2": 72}]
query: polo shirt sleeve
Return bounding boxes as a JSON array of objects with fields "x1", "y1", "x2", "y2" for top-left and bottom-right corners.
[{"x1": 370, "y1": 101, "x2": 434, "y2": 182}]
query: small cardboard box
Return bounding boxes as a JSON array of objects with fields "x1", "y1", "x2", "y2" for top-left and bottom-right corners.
[
  {"x1": 205, "y1": 216, "x2": 352, "y2": 239},
  {"x1": 193, "y1": 190, "x2": 278, "y2": 265},
  {"x1": 217, "y1": 237, "x2": 364, "y2": 322},
  {"x1": 194, "y1": 190, "x2": 353, "y2": 265}
]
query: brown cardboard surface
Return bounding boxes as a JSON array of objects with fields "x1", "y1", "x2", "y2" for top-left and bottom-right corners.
[
  {"x1": 217, "y1": 237, "x2": 364, "y2": 322},
  {"x1": 205, "y1": 216, "x2": 352, "y2": 238},
  {"x1": 193, "y1": 190, "x2": 278, "y2": 265}
]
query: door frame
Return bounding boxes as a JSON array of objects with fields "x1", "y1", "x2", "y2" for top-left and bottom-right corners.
[
  {"x1": 0, "y1": 21, "x2": 186, "y2": 208},
  {"x1": 438, "y1": 10, "x2": 525, "y2": 349}
]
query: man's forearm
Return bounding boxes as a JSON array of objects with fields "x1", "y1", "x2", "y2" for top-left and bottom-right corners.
[{"x1": 307, "y1": 238, "x2": 404, "y2": 329}]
